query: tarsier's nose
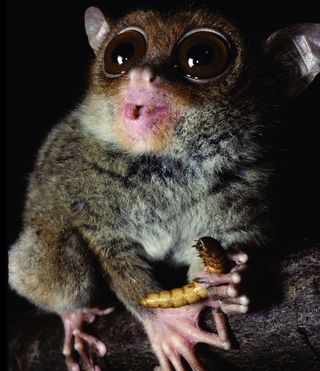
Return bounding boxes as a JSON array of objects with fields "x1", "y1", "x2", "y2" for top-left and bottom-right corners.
[{"x1": 128, "y1": 66, "x2": 159, "y2": 84}]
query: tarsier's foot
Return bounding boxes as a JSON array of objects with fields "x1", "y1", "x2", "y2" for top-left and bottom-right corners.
[
  {"x1": 61, "y1": 307, "x2": 114, "y2": 371},
  {"x1": 144, "y1": 304, "x2": 230, "y2": 371}
]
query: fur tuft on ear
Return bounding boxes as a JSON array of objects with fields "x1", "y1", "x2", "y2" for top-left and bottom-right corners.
[
  {"x1": 264, "y1": 23, "x2": 320, "y2": 100},
  {"x1": 84, "y1": 7, "x2": 111, "y2": 54}
]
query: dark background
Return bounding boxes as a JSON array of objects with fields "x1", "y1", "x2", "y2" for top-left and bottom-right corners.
[
  {"x1": 6, "y1": 0, "x2": 320, "y2": 295},
  {"x1": 6, "y1": 4, "x2": 320, "y2": 371}
]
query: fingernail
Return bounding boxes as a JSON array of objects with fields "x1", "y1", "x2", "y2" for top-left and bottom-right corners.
[
  {"x1": 240, "y1": 296, "x2": 249, "y2": 305},
  {"x1": 227, "y1": 287, "x2": 237, "y2": 297},
  {"x1": 103, "y1": 307, "x2": 115, "y2": 314},
  {"x1": 232, "y1": 273, "x2": 241, "y2": 283},
  {"x1": 74, "y1": 342, "x2": 83, "y2": 352},
  {"x1": 240, "y1": 254, "x2": 248, "y2": 263},
  {"x1": 97, "y1": 343, "x2": 107, "y2": 356},
  {"x1": 223, "y1": 341, "x2": 231, "y2": 350},
  {"x1": 240, "y1": 305, "x2": 248, "y2": 313},
  {"x1": 62, "y1": 347, "x2": 71, "y2": 356}
]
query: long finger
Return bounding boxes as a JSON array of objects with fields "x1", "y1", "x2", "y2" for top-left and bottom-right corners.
[
  {"x1": 168, "y1": 354, "x2": 185, "y2": 371},
  {"x1": 208, "y1": 283, "x2": 241, "y2": 299},
  {"x1": 213, "y1": 312, "x2": 230, "y2": 343},
  {"x1": 230, "y1": 264, "x2": 248, "y2": 273},
  {"x1": 220, "y1": 295, "x2": 250, "y2": 306},
  {"x1": 180, "y1": 346, "x2": 205, "y2": 371},
  {"x1": 83, "y1": 307, "x2": 115, "y2": 324},
  {"x1": 83, "y1": 307, "x2": 115, "y2": 316},
  {"x1": 226, "y1": 249, "x2": 248, "y2": 265},
  {"x1": 74, "y1": 335, "x2": 95, "y2": 370},
  {"x1": 73, "y1": 330, "x2": 107, "y2": 357},
  {"x1": 65, "y1": 355, "x2": 80, "y2": 371},
  {"x1": 62, "y1": 321, "x2": 75, "y2": 357},
  {"x1": 195, "y1": 271, "x2": 243, "y2": 286},
  {"x1": 192, "y1": 328, "x2": 230, "y2": 350},
  {"x1": 220, "y1": 302, "x2": 249, "y2": 314},
  {"x1": 153, "y1": 347, "x2": 172, "y2": 371}
]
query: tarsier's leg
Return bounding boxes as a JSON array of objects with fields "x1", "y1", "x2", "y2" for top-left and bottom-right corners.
[
  {"x1": 8, "y1": 226, "x2": 113, "y2": 371},
  {"x1": 143, "y1": 248, "x2": 249, "y2": 371}
]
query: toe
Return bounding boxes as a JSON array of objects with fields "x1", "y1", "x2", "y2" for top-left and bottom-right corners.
[
  {"x1": 192, "y1": 327, "x2": 230, "y2": 350},
  {"x1": 230, "y1": 263, "x2": 248, "y2": 273},
  {"x1": 65, "y1": 355, "x2": 81, "y2": 371},
  {"x1": 169, "y1": 354, "x2": 185, "y2": 371},
  {"x1": 156, "y1": 350, "x2": 172, "y2": 371},
  {"x1": 83, "y1": 307, "x2": 114, "y2": 316},
  {"x1": 212, "y1": 312, "x2": 230, "y2": 343},
  {"x1": 74, "y1": 330, "x2": 107, "y2": 357},
  {"x1": 179, "y1": 346, "x2": 205, "y2": 371},
  {"x1": 220, "y1": 302, "x2": 249, "y2": 314}
]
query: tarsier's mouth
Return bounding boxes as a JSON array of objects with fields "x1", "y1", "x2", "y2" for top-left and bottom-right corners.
[
  {"x1": 123, "y1": 103, "x2": 171, "y2": 121},
  {"x1": 119, "y1": 88, "x2": 174, "y2": 142}
]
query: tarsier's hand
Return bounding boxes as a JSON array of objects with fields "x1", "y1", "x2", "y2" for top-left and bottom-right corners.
[
  {"x1": 143, "y1": 249, "x2": 249, "y2": 371},
  {"x1": 196, "y1": 248, "x2": 249, "y2": 314}
]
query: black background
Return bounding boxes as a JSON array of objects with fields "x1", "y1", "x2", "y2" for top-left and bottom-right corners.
[{"x1": 6, "y1": 0, "x2": 320, "y2": 247}]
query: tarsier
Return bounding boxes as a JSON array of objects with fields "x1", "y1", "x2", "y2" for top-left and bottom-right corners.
[{"x1": 8, "y1": 3, "x2": 320, "y2": 371}]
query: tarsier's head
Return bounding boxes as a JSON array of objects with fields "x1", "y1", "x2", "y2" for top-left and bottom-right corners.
[{"x1": 82, "y1": 6, "x2": 319, "y2": 155}]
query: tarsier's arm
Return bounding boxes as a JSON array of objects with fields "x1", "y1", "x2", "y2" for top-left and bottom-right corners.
[{"x1": 91, "y1": 239, "x2": 163, "y2": 320}]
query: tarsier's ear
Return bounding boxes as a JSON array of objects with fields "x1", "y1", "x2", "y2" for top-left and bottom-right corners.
[
  {"x1": 263, "y1": 23, "x2": 320, "y2": 100},
  {"x1": 85, "y1": 7, "x2": 111, "y2": 54}
]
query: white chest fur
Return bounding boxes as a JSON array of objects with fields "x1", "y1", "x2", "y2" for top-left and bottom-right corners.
[{"x1": 135, "y1": 200, "x2": 213, "y2": 265}]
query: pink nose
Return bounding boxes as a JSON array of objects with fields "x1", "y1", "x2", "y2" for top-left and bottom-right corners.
[{"x1": 128, "y1": 66, "x2": 159, "y2": 84}]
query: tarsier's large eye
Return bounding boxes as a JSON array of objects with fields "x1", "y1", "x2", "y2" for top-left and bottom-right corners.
[
  {"x1": 176, "y1": 29, "x2": 232, "y2": 80},
  {"x1": 103, "y1": 29, "x2": 147, "y2": 76}
]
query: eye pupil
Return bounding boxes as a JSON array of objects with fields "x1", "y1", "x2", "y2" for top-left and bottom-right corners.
[
  {"x1": 112, "y1": 42, "x2": 135, "y2": 66},
  {"x1": 187, "y1": 44, "x2": 215, "y2": 68}
]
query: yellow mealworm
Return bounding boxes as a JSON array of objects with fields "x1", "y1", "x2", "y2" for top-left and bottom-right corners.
[
  {"x1": 139, "y1": 281, "x2": 209, "y2": 308},
  {"x1": 139, "y1": 236, "x2": 228, "y2": 308},
  {"x1": 193, "y1": 236, "x2": 228, "y2": 274}
]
